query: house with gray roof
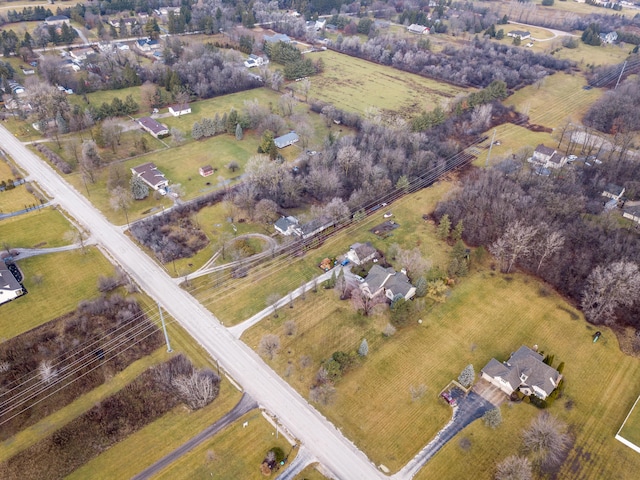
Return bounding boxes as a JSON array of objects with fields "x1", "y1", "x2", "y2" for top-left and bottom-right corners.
[
  {"x1": 481, "y1": 346, "x2": 562, "y2": 400},
  {"x1": 602, "y1": 184, "x2": 625, "y2": 201},
  {"x1": 274, "y1": 131, "x2": 299, "y2": 149},
  {"x1": 274, "y1": 216, "x2": 302, "y2": 236},
  {"x1": 360, "y1": 265, "x2": 416, "y2": 301},
  {"x1": 407, "y1": 24, "x2": 429, "y2": 34},
  {"x1": 508, "y1": 30, "x2": 531, "y2": 40},
  {"x1": 138, "y1": 117, "x2": 169, "y2": 138},
  {"x1": 623, "y1": 205, "x2": 640, "y2": 224},
  {"x1": 45, "y1": 15, "x2": 69, "y2": 26},
  {"x1": 529, "y1": 144, "x2": 567, "y2": 170},
  {"x1": 0, "y1": 261, "x2": 25, "y2": 306},
  {"x1": 264, "y1": 33, "x2": 291, "y2": 44},
  {"x1": 346, "y1": 242, "x2": 377, "y2": 265},
  {"x1": 131, "y1": 162, "x2": 169, "y2": 191}
]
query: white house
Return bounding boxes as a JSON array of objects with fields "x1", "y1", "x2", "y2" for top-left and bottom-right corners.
[
  {"x1": 360, "y1": 265, "x2": 416, "y2": 301},
  {"x1": 274, "y1": 216, "x2": 302, "y2": 236},
  {"x1": 481, "y1": 346, "x2": 562, "y2": 400},
  {"x1": 508, "y1": 30, "x2": 531, "y2": 40},
  {"x1": 131, "y1": 162, "x2": 169, "y2": 191},
  {"x1": 44, "y1": 15, "x2": 69, "y2": 26},
  {"x1": 0, "y1": 262, "x2": 25, "y2": 306},
  {"x1": 407, "y1": 24, "x2": 429, "y2": 35},
  {"x1": 622, "y1": 205, "x2": 640, "y2": 224},
  {"x1": 168, "y1": 103, "x2": 191, "y2": 116},
  {"x1": 528, "y1": 144, "x2": 567, "y2": 170},
  {"x1": 244, "y1": 54, "x2": 267, "y2": 68},
  {"x1": 69, "y1": 47, "x2": 95, "y2": 62},
  {"x1": 599, "y1": 31, "x2": 618, "y2": 44},
  {"x1": 602, "y1": 184, "x2": 625, "y2": 201}
]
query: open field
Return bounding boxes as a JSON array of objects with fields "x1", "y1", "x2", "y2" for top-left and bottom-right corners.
[
  {"x1": 0, "y1": 206, "x2": 74, "y2": 248},
  {"x1": 242, "y1": 259, "x2": 640, "y2": 475},
  {"x1": 305, "y1": 49, "x2": 470, "y2": 118},
  {"x1": 153, "y1": 410, "x2": 294, "y2": 480},
  {"x1": 472, "y1": 124, "x2": 552, "y2": 167},
  {"x1": 0, "y1": 183, "x2": 39, "y2": 212},
  {"x1": 551, "y1": 41, "x2": 633, "y2": 68},
  {"x1": 190, "y1": 181, "x2": 454, "y2": 324},
  {"x1": 72, "y1": 86, "x2": 144, "y2": 111},
  {"x1": 619, "y1": 395, "x2": 640, "y2": 450},
  {"x1": 0, "y1": 247, "x2": 115, "y2": 339}
]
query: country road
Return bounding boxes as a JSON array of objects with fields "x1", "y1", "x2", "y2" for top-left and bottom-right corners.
[{"x1": 0, "y1": 124, "x2": 387, "y2": 479}]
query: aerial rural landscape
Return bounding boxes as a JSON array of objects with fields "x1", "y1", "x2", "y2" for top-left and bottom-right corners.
[{"x1": 1, "y1": 0, "x2": 640, "y2": 478}]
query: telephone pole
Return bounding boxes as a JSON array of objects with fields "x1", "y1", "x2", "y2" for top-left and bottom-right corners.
[
  {"x1": 486, "y1": 129, "x2": 497, "y2": 167},
  {"x1": 158, "y1": 303, "x2": 172, "y2": 353}
]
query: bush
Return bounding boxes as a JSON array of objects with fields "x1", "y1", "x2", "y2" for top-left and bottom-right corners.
[
  {"x1": 483, "y1": 407, "x2": 502, "y2": 428},
  {"x1": 35, "y1": 144, "x2": 72, "y2": 174},
  {"x1": 458, "y1": 364, "x2": 475, "y2": 388}
]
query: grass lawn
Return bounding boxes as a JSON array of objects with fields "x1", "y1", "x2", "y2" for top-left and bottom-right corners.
[
  {"x1": 190, "y1": 181, "x2": 454, "y2": 325},
  {"x1": 619, "y1": 395, "x2": 640, "y2": 450},
  {"x1": 242, "y1": 263, "x2": 640, "y2": 476},
  {"x1": 472, "y1": 124, "x2": 552, "y2": 167},
  {"x1": 1, "y1": 117, "x2": 40, "y2": 142},
  {"x1": 71, "y1": 86, "x2": 144, "y2": 111},
  {"x1": 294, "y1": 463, "x2": 330, "y2": 480},
  {"x1": 305, "y1": 49, "x2": 470, "y2": 118},
  {"x1": 505, "y1": 72, "x2": 603, "y2": 129},
  {"x1": 152, "y1": 410, "x2": 295, "y2": 480},
  {"x1": 551, "y1": 41, "x2": 633, "y2": 69},
  {"x1": 0, "y1": 184, "x2": 39, "y2": 212},
  {"x1": 0, "y1": 247, "x2": 115, "y2": 339},
  {"x1": 0, "y1": 206, "x2": 75, "y2": 249}
]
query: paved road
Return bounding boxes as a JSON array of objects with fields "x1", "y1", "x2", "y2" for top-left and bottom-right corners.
[
  {"x1": 132, "y1": 392, "x2": 258, "y2": 480},
  {"x1": 276, "y1": 446, "x2": 316, "y2": 480},
  {"x1": 394, "y1": 391, "x2": 494, "y2": 479},
  {"x1": 9, "y1": 242, "x2": 90, "y2": 259},
  {"x1": 0, "y1": 124, "x2": 385, "y2": 480}
]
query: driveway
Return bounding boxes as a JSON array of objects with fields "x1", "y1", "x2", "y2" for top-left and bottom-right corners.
[
  {"x1": 275, "y1": 446, "x2": 316, "y2": 480},
  {"x1": 395, "y1": 391, "x2": 495, "y2": 479},
  {"x1": 131, "y1": 392, "x2": 258, "y2": 479}
]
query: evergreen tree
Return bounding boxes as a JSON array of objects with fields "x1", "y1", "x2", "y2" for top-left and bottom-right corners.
[
  {"x1": 192, "y1": 121, "x2": 203, "y2": 140},
  {"x1": 452, "y1": 220, "x2": 464, "y2": 242},
  {"x1": 235, "y1": 122, "x2": 243, "y2": 140},
  {"x1": 437, "y1": 214, "x2": 451, "y2": 240},
  {"x1": 130, "y1": 175, "x2": 149, "y2": 200},
  {"x1": 358, "y1": 339, "x2": 369, "y2": 357}
]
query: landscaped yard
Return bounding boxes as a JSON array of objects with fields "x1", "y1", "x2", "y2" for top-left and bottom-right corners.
[
  {"x1": 189, "y1": 181, "x2": 454, "y2": 324},
  {"x1": 0, "y1": 207, "x2": 76, "y2": 249},
  {"x1": 305, "y1": 49, "x2": 470, "y2": 118},
  {"x1": 152, "y1": 410, "x2": 295, "y2": 480},
  {"x1": 619, "y1": 395, "x2": 640, "y2": 450},
  {"x1": 241, "y1": 262, "x2": 640, "y2": 476},
  {"x1": 0, "y1": 247, "x2": 116, "y2": 339},
  {"x1": 0, "y1": 183, "x2": 40, "y2": 212}
]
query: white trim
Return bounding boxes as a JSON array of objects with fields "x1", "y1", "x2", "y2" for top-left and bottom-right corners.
[{"x1": 616, "y1": 392, "x2": 640, "y2": 452}]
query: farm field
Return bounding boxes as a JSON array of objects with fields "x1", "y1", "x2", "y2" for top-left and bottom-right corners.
[
  {"x1": 0, "y1": 247, "x2": 116, "y2": 339},
  {"x1": 190, "y1": 181, "x2": 454, "y2": 325},
  {"x1": 152, "y1": 410, "x2": 294, "y2": 480},
  {"x1": 0, "y1": 206, "x2": 75, "y2": 248},
  {"x1": 305, "y1": 49, "x2": 470, "y2": 118},
  {"x1": 619, "y1": 395, "x2": 640, "y2": 450},
  {"x1": 242, "y1": 261, "x2": 640, "y2": 476},
  {"x1": 552, "y1": 41, "x2": 632, "y2": 68}
]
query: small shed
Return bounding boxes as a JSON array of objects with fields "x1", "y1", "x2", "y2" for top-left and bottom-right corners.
[{"x1": 199, "y1": 165, "x2": 214, "y2": 177}]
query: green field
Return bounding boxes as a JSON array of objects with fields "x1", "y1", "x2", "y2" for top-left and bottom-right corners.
[
  {"x1": 0, "y1": 247, "x2": 116, "y2": 339},
  {"x1": 305, "y1": 49, "x2": 470, "y2": 118},
  {"x1": 0, "y1": 206, "x2": 75, "y2": 248},
  {"x1": 551, "y1": 41, "x2": 633, "y2": 68},
  {"x1": 153, "y1": 410, "x2": 294, "y2": 480},
  {"x1": 0, "y1": 184, "x2": 39, "y2": 212},
  {"x1": 72, "y1": 86, "x2": 145, "y2": 112},
  {"x1": 294, "y1": 464, "x2": 330, "y2": 480},
  {"x1": 190, "y1": 181, "x2": 454, "y2": 324},
  {"x1": 619, "y1": 395, "x2": 640, "y2": 450}
]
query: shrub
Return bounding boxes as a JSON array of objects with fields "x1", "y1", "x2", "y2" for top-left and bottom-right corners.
[
  {"x1": 458, "y1": 364, "x2": 475, "y2": 388},
  {"x1": 35, "y1": 144, "x2": 72, "y2": 174},
  {"x1": 483, "y1": 408, "x2": 502, "y2": 428}
]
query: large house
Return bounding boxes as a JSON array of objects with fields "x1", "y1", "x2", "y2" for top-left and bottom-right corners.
[
  {"x1": 69, "y1": 47, "x2": 95, "y2": 62},
  {"x1": 168, "y1": 103, "x2": 191, "y2": 117},
  {"x1": 481, "y1": 346, "x2": 562, "y2": 400},
  {"x1": 264, "y1": 33, "x2": 291, "y2": 44},
  {"x1": 136, "y1": 38, "x2": 160, "y2": 52},
  {"x1": 599, "y1": 31, "x2": 618, "y2": 44},
  {"x1": 346, "y1": 242, "x2": 377, "y2": 265},
  {"x1": 274, "y1": 132, "x2": 299, "y2": 149},
  {"x1": 45, "y1": 15, "x2": 69, "y2": 26},
  {"x1": 138, "y1": 117, "x2": 169, "y2": 138},
  {"x1": 131, "y1": 162, "x2": 169, "y2": 191},
  {"x1": 360, "y1": 265, "x2": 416, "y2": 301},
  {"x1": 244, "y1": 54, "x2": 267, "y2": 68},
  {"x1": 508, "y1": 30, "x2": 531, "y2": 40},
  {"x1": 407, "y1": 24, "x2": 429, "y2": 35},
  {"x1": 529, "y1": 144, "x2": 567, "y2": 170},
  {"x1": 0, "y1": 261, "x2": 25, "y2": 306},
  {"x1": 602, "y1": 184, "x2": 625, "y2": 201},
  {"x1": 274, "y1": 216, "x2": 302, "y2": 236},
  {"x1": 623, "y1": 205, "x2": 640, "y2": 224}
]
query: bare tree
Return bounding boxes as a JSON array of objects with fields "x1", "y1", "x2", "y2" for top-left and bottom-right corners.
[
  {"x1": 581, "y1": 261, "x2": 640, "y2": 324},
  {"x1": 535, "y1": 228, "x2": 565, "y2": 273},
  {"x1": 351, "y1": 289, "x2": 386, "y2": 316},
  {"x1": 284, "y1": 320, "x2": 297, "y2": 336},
  {"x1": 110, "y1": 186, "x2": 133, "y2": 226},
  {"x1": 483, "y1": 407, "x2": 502, "y2": 428},
  {"x1": 81, "y1": 140, "x2": 101, "y2": 183},
  {"x1": 258, "y1": 334, "x2": 281, "y2": 360},
  {"x1": 410, "y1": 384, "x2": 427, "y2": 401},
  {"x1": 254, "y1": 198, "x2": 279, "y2": 225},
  {"x1": 522, "y1": 412, "x2": 571, "y2": 469},
  {"x1": 102, "y1": 118, "x2": 124, "y2": 153},
  {"x1": 495, "y1": 455, "x2": 532, "y2": 480},
  {"x1": 298, "y1": 78, "x2": 311, "y2": 102},
  {"x1": 396, "y1": 247, "x2": 432, "y2": 280},
  {"x1": 490, "y1": 221, "x2": 539, "y2": 273},
  {"x1": 278, "y1": 92, "x2": 297, "y2": 117},
  {"x1": 172, "y1": 370, "x2": 220, "y2": 410},
  {"x1": 266, "y1": 293, "x2": 281, "y2": 318},
  {"x1": 38, "y1": 360, "x2": 57, "y2": 383}
]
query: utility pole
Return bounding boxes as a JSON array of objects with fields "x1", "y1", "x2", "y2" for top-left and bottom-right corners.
[
  {"x1": 158, "y1": 303, "x2": 172, "y2": 353},
  {"x1": 485, "y1": 129, "x2": 497, "y2": 167},
  {"x1": 615, "y1": 61, "x2": 627, "y2": 90}
]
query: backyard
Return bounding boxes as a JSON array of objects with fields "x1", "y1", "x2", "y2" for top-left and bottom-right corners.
[{"x1": 619, "y1": 395, "x2": 640, "y2": 451}]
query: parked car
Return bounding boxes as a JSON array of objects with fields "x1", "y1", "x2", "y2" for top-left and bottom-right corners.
[
  {"x1": 354, "y1": 275, "x2": 364, "y2": 283},
  {"x1": 383, "y1": 211, "x2": 393, "y2": 218},
  {"x1": 340, "y1": 259, "x2": 350, "y2": 266},
  {"x1": 441, "y1": 391, "x2": 457, "y2": 406}
]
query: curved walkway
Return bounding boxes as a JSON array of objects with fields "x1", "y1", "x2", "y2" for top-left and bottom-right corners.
[
  {"x1": 132, "y1": 392, "x2": 258, "y2": 480},
  {"x1": 8, "y1": 241, "x2": 94, "y2": 260}
]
